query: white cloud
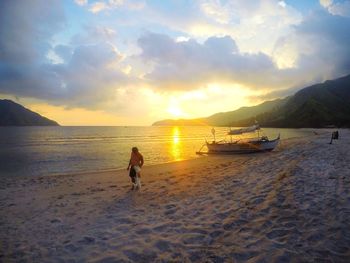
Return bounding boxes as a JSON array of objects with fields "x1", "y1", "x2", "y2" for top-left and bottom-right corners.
[
  {"x1": 328, "y1": 1, "x2": 350, "y2": 16},
  {"x1": 320, "y1": 0, "x2": 333, "y2": 8},
  {"x1": 89, "y1": 1, "x2": 108, "y2": 13},
  {"x1": 200, "y1": 0, "x2": 231, "y2": 24},
  {"x1": 273, "y1": 10, "x2": 350, "y2": 84},
  {"x1": 109, "y1": 0, "x2": 124, "y2": 5},
  {"x1": 88, "y1": 0, "x2": 143, "y2": 13},
  {"x1": 320, "y1": 0, "x2": 350, "y2": 17},
  {"x1": 74, "y1": 0, "x2": 88, "y2": 6},
  {"x1": 278, "y1": 1, "x2": 287, "y2": 8},
  {"x1": 137, "y1": 33, "x2": 293, "y2": 91},
  {"x1": 147, "y1": 0, "x2": 302, "y2": 55}
]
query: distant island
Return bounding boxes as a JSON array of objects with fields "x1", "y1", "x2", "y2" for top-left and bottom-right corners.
[
  {"x1": 0, "y1": 99, "x2": 59, "y2": 126},
  {"x1": 153, "y1": 74, "x2": 350, "y2": 128}
]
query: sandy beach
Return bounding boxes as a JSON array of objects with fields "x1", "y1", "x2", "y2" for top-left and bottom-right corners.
[{"x1": 1, "y1": 130, "x2": 350, "y2": 262}]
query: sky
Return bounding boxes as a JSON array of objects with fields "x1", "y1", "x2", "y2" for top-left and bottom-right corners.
[{"x1": 1, "y1": 0, "x2": 350, "y2": 125}]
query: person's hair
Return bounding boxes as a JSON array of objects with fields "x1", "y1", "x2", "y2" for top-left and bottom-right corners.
[{"x1": 132, "y1": 147, "x2": 138, "y2": 153}]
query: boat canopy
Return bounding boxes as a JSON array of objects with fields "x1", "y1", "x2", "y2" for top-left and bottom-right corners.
[{"x1": 227, "y1": 124, "x2": 260, "y2": 135}]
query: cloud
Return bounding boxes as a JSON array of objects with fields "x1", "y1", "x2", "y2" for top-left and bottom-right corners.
[
  {"x1": 138, "y1": 10, "x2": 350, "y2": 98},
  {"x1": 137, "y1": 32, "x2": 291, "y2": 90},
  {"x1": 1, "y1": 0, "x2": 350, "y2": 117},
  {"x1": 50, "y1": 42, "x2": 129, "y2": 108},
  {"x1": 1, "y1": 41, "x2": 131, "y2": 109},
  {"x1": 74, "y1": 0, "x2": 88, "y2": 6},
  {"x1": 0, "y1": 0, "x2": 64, "y2": 98},
  {"x1": 89, "y1": 1, "x2": 109, "y2": 13},
  {"x1": 278, "y1": 1, "x2": 287, "y2": 8},
  {"x1": 88, "y1": 0, "x2": 143, "y2": 13},
  {"x1": 0, "y1": 0, "x2": 64, "y2": 64},
  {"x1": 320, "y1": 0, "x2": 333, "y2": 8},
  {"x1": 0, "y1": 1, "x2": 131, "y2": 109},
  {"x1": 127, "y1": 0, "x2": 302, "y2": 64},
  {"x1": 71, "y1": 25, "x2": 117, "y2": 45},
  {"x1": 275, "y1": 10, "x2": 350, "y2": 80},
  {"x1": 200, "y1": 0, "x2": 232, "y2": 24},
  {"x1": 320, "y1": 0, "x2": 350, "y2": 17}
]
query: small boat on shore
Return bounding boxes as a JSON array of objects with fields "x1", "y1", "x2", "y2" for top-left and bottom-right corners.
[{"x1": 197, "y1": 124, "x2": 280, "y2": 154}]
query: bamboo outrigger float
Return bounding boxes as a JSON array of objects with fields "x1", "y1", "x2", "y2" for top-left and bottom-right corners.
[{"x1": 196, "y1": 123, "x2": 280, "y2": 154}]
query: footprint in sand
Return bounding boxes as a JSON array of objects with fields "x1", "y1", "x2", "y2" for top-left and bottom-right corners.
[
  {"x1": 77, "y1": 236, "x2": 95, "y2": 245},
  {"x1": 266, "y1": 229, "x2": 290, "y2": 240},
  {"x1": 248, "y1": 196, "x2": 265, "y2": 205},
  {"x1": 209, "y1": 230, "x2": 223, "y2": 240},
  {"x1": 164, "y1": 209, "x2": 177, "y2": 215},
  {"x1": 154, "y1": 240, "x2": 172, "y2": 252},
  {"x1": 95, "y1": 256, "x2": 120, "y2": 263},
  {"x1": 123, "y1": 250, "x2": 157, "y2": 262},
  {"x1": 165, "y1": 204, "x2": 176, "y2": 209},
  {"x1": 64, "y1": 243, "x2": 80, "y2": 253},
  {"x1": 115, "y1": 217, "x2": 133, "y2": 225},
  {"x1": 50, "y1": 218, "x2": 62, "y2": 224},
  {"x1": 223, "y1": 219, "x2": 248, "y2": 230},
  {"x1": 135, "y1": 228, "x2": 152, "y2": 235},
  {"x1": 182, "y1": 233, "x2": 207, "y2": 245},
  {"x1": 231, "y1": 251, "x2": 259, "y2": 262}
]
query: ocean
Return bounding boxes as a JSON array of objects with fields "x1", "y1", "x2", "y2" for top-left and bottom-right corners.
[{"x1": 0, "y1": 126, "x2": 314, "y2": 177}]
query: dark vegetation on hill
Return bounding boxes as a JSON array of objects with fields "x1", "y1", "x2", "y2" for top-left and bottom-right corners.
[{"x1": 0, "y1": 99, "x2": 59, "y2": 126}]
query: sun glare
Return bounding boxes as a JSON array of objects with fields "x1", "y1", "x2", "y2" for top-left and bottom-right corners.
[
  {"x1": 167, "y1": 106, "x2": 182, "y2": 117},
  {"x1": 167, "y1": 100, "x2": 183, "y2": 117}
]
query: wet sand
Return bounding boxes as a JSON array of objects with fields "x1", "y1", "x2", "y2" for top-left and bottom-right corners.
[{"x1": 1, "y1": 129, "x2": 350, "y2": 262}]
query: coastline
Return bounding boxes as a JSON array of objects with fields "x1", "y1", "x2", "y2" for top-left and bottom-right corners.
[
  {"x1": 1, "y1": 129, "x2": 349, "y2": 262},
  {"x1": 0, "y1": 126, "x2": 322, "y2": 179}
]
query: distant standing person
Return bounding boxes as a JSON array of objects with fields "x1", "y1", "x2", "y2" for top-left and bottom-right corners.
[{"x1": 127, "y1": 147, "x2": 144, "y2": 190}]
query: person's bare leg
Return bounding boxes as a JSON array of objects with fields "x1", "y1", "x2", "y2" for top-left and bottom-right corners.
[
  {"x1": 136, "y1": 172, "x2": 141, "y2": 189},
  {"x1": 131, "y1": 176, "x2": 136, "y2": 190}
]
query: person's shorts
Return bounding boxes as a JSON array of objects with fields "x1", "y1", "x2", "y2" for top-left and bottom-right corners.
[
  {"x1": 133, "y1": 165, "x2": 141, "y2": 173},
  {"x1": 129, "y1": 167, "x2": 136, "y2": 178}
]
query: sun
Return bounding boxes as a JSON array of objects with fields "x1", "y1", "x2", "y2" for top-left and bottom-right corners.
[
  {"x1": 167, "y1": 103, "x2": 183, "y2": 118},
  {"x1": 166, "y1": 96, "x2": 188, "y2": 118}
]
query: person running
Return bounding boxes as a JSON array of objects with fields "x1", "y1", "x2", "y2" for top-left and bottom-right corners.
[{"x1": 127, "y1": 147, "x2": 144, "y2": 190}]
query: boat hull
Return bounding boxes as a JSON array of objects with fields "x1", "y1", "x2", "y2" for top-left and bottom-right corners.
[{"x1": 206, "y1": 137, "x2": 279, "y2": 154}]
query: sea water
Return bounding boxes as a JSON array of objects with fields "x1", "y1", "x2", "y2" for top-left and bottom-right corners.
[{"x1": 0, "y1": 126, "x2": 314, "y2": 177}]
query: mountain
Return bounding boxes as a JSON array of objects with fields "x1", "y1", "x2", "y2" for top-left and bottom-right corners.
[
  {"x1": 239, "y1": 74, "x2": 350, "y2": 128},
  {"x1": 205, "y1": 98, "x2": 288, "y2": 126},
  {"x1": 0, "y1": 99, "x2": 59, "y2": 126},
  {"x1": 153, "y1": 74, "x2": 350, "y2": 128},
  {"x1": 152, "y1": 97, "x2": 288, "y2": 126}
]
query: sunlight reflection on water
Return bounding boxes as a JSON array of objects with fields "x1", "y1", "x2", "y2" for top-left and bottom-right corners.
[{"x1": 170, "y1": 127, "x2": 182, "y2": 161}]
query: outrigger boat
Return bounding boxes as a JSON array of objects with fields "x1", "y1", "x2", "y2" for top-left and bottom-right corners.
[{"x1": 197, "y1": 124, "x2": 280, "y2": 154}]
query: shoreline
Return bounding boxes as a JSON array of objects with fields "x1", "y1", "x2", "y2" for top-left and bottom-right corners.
[
  {"x1": 1, "y1": 129, "x2": 349, "y2": 262},
  {"x1": 3, "y1": 128, "x2": 332, "y2": 181}
]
